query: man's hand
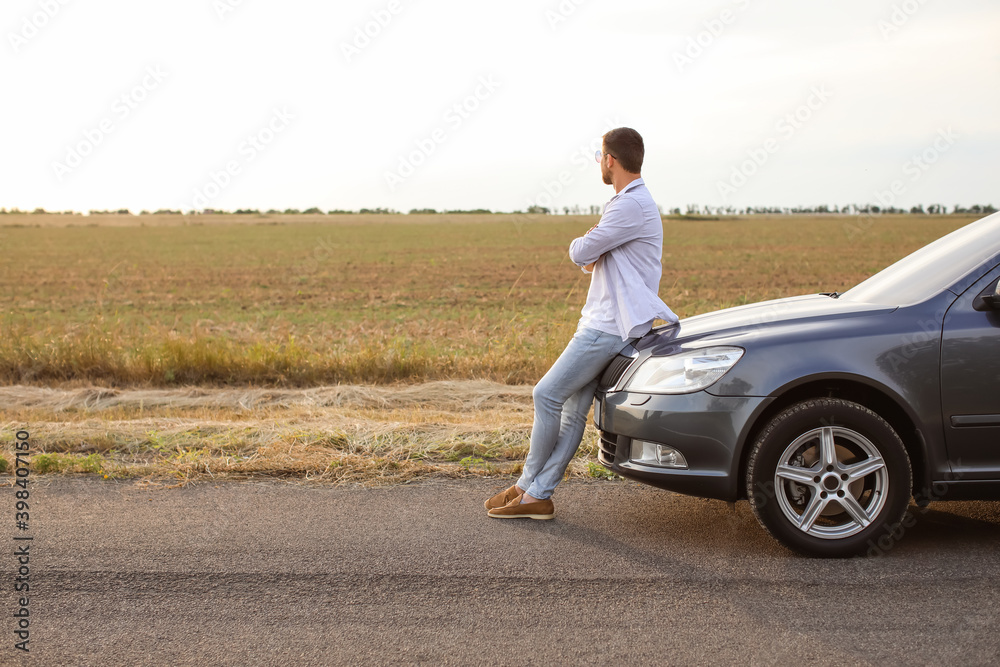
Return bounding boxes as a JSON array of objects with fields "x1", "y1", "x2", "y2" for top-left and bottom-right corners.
[{"x1": 584, "y1": 254, "x2": 604, "y2": 272}]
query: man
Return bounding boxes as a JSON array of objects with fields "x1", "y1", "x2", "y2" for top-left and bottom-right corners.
[{"x1": 486, "y1": 127, "x2": 678, "y2": 519}]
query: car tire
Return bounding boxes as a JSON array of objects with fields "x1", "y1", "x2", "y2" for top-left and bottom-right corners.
[{"x1": 746, "y1": 398, "x2": 912, "y2": 558}]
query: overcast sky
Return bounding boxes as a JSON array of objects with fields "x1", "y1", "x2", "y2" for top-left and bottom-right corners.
[{"x1": 2, "y1": 0, "x2": 997, "y2": 214}]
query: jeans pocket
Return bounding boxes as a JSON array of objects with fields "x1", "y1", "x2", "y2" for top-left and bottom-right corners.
[{"x1": 574, "y1": 326, "x2": 603, "y2": 346}]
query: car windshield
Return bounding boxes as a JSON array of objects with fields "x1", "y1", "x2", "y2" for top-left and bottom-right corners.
[{"x1": 841, "y1": 212, "x2": 1000, "y2": 306}]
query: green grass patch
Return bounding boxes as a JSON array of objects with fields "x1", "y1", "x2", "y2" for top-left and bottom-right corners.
[
  {"x1": 586, "y1": 461, "x2": 615, "y2": 480},
  {"x1": 33, "y1": 453, "x2": 105, "y2": 474}
]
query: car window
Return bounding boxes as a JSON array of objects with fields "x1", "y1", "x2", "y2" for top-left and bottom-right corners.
[{"x1": 842, "y1": 213, "x2": 1000, "y2": 306}]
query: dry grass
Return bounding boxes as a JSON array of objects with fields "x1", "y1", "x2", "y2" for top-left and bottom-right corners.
[{"x1": 0, "y1": 381, "x2": 612, "y2": 485}]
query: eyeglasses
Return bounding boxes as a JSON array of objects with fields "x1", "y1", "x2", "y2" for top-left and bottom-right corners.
[{"x1": 595, "y1": 149, "x2": 616, "y2": 163}]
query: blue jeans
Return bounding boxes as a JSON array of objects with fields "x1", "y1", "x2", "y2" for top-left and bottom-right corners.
[{"x1": 517, "y1": 325, "x2": 637, "y2": 500}]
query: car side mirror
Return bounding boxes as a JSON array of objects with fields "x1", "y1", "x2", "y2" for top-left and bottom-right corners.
[{"x1": 973, "y1": 281, "x2": 1000, "y2": 311}]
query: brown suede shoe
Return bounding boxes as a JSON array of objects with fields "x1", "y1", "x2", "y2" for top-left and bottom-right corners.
[
  {"x1": 484, "y1": 484, "x2": 521, "y2": 511},
  {"x1": 487, "y1": 494, "x2": 555, "y2": 520}
]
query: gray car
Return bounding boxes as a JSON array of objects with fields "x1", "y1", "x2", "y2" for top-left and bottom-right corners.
[{"x1": 594, "y1": 212, "x2": 1000, "y2": 557}]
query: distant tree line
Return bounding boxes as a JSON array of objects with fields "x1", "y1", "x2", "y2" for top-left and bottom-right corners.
[
  {"x1": 673, "y1": 203, "x2": 996, "y2": 217},
  {"x1": 0, "y1": 208, "x2": 82, "y2": 215},
  {"x1": 2, "y1": 204, "x2": 995, "y2": 217}
]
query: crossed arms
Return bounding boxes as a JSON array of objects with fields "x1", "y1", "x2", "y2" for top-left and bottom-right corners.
[{"x1": 568, "y1": 197, "x2": 646, "y2": 274}]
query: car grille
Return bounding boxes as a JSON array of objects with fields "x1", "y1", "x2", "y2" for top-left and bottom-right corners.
[
  {"x1": 599, "y1": 354, "x2": 634, "y2": 390},
  {"x1": 598, "y1": 431, "x2": 618, "y2": 463}
]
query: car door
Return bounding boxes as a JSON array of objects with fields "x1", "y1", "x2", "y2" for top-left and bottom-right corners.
[{"x1": 941, "y1": 264, "x2": 1000, "y2": 479}]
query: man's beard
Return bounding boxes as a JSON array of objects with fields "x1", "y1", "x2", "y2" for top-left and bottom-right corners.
[{"x1": 601, "y1": 163, "x2": 612, "y2": 185}]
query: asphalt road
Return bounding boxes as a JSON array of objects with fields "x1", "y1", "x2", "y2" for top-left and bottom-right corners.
[{"x1": 3, "y1": 477, "x2": 999, "y2": 666}]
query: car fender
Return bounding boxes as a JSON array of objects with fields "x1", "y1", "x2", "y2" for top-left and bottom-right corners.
[{"x1": 706, "y1": 294, "x2": 958, "y2": 496}]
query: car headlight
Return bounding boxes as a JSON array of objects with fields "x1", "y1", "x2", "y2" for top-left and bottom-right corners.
[{"x1": 624, "y1": 346, "x2": 745, "y2": 394}]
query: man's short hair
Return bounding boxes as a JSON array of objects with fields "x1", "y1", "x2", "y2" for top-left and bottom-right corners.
[{"x1": 603, "y1": 127, "x2": 644, "y2": 174}]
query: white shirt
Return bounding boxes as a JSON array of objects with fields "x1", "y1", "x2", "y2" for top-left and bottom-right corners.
[{"x1": 568, "y1": 178, "x2": 678, "y2": 340}]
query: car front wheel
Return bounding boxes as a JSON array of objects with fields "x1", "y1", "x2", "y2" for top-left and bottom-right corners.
[{"x1": 746, "y1": 398, "x2": 912, "y2": 557}]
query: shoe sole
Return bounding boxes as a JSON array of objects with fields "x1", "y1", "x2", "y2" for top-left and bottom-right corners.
[{"x1": 487, "y1": 512, "x2": 554, "y2": 520}]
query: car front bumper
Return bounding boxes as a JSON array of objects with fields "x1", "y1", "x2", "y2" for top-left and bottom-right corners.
[{"x1": 594, "y1": 389, "x2": 773, "y2": 501}]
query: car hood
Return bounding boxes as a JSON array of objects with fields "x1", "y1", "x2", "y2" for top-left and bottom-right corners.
[{"x1": 638, "y1": 294, "x2": 895, "y2": 353}]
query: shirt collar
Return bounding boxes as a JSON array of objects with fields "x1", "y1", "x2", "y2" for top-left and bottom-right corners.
[{"x1": 610, "y1": 177, "x2": 645, "y2": 201}]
